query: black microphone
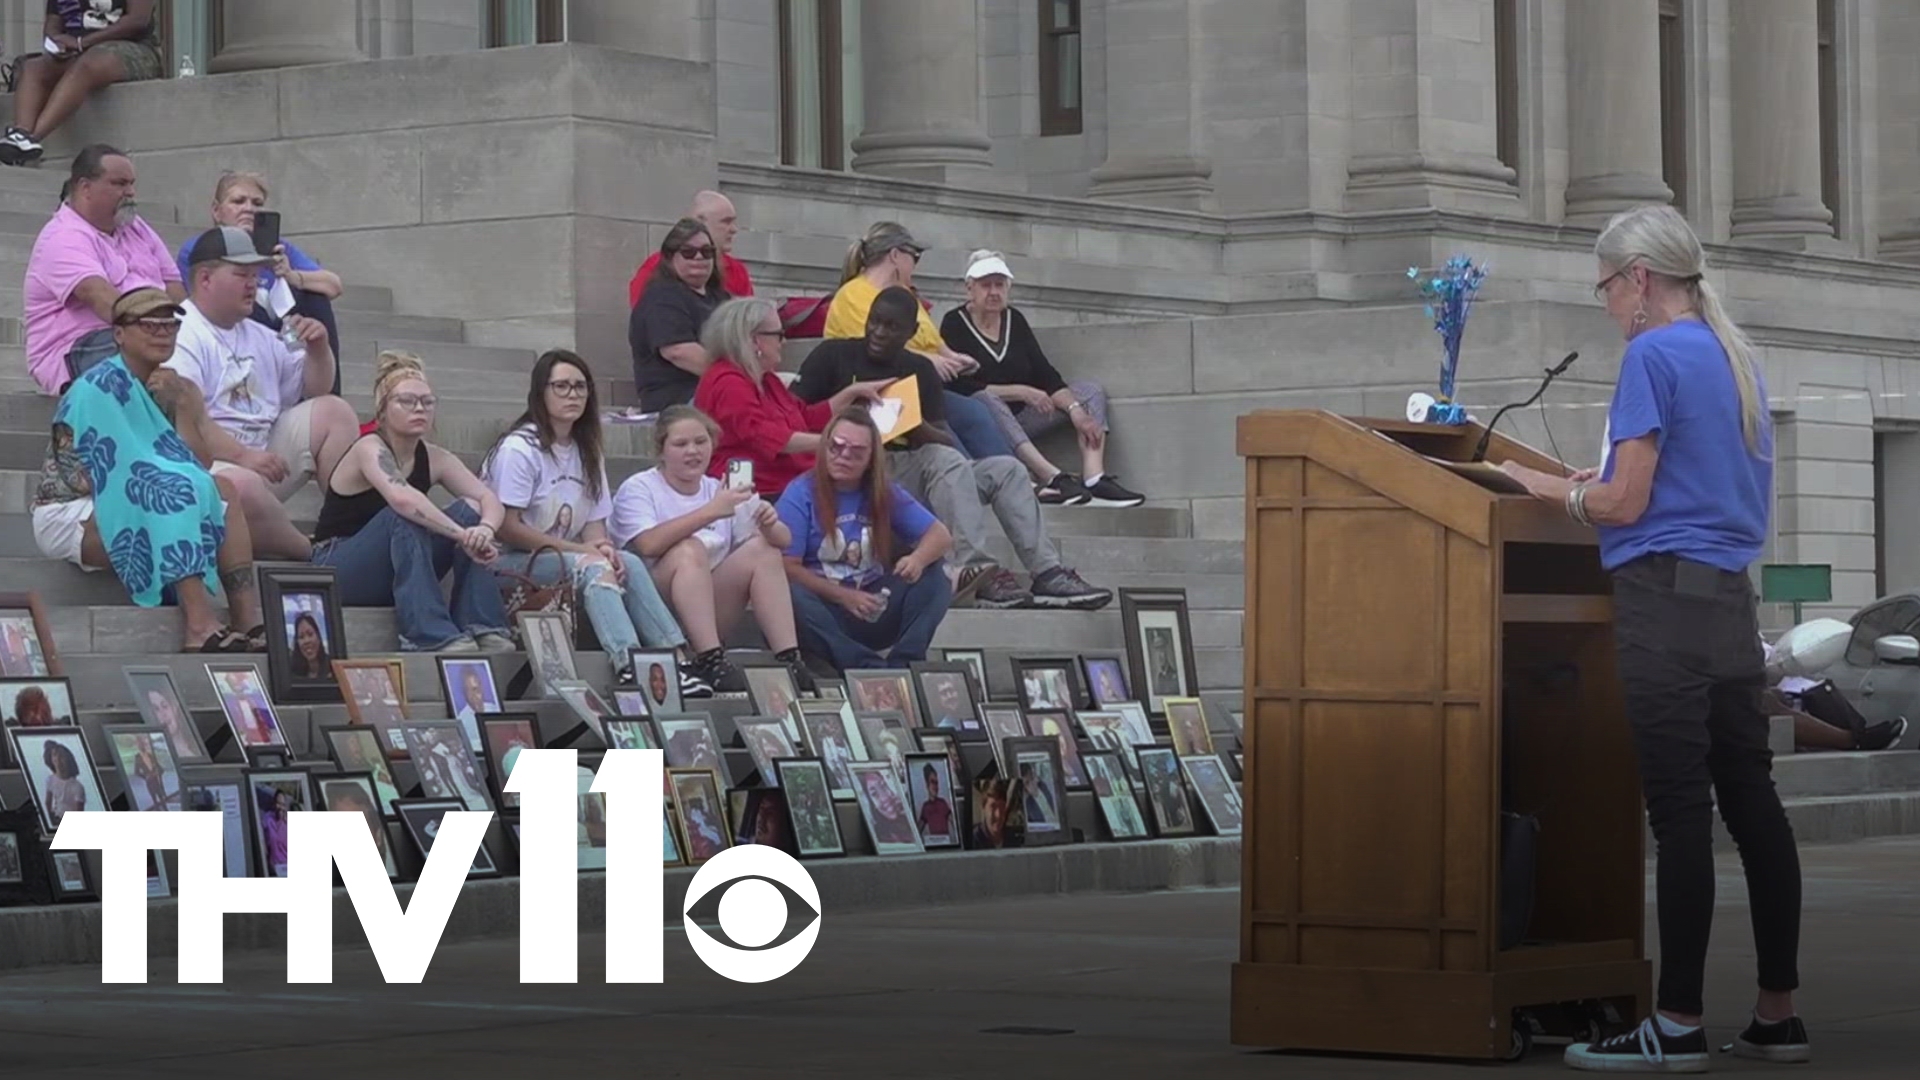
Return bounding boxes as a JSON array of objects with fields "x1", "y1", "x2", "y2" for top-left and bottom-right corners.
[{"x1": 1471, "y1": 351, "x2": 1578, "y2": 463}]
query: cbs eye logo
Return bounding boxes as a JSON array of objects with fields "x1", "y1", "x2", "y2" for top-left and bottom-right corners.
[{"x1": 682, "y1": 845, "x2": 822, "y2": 982}]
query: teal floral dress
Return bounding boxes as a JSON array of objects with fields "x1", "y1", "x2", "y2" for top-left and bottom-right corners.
[{"x1": 46, "y1": 356, "x2": 225, "y2": 606}]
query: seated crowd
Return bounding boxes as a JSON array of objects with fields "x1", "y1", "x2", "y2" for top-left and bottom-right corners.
[{"x1": 20, "y1": 157, "x2": 1145, "y2": 690}]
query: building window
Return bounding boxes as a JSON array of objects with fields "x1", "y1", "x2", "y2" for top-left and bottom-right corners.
[
  {"x1": 1817, "y1": 0, "x2": 1840, "y2": 234},
  {"x1": 487, "y1": 0, "x2": 565, "y2": 47},
  {"x1": 1658, "y1": 0, "x2": 1687, "y2": 209},
  {"x1": 1493, "y1": 0, "x2": 1518, "y2": 172},
  {"x1": 778, "y1": 0, "x2": 863, "y2": 170},
  {"x1": 159, "y1": 0, "x2": 217, "y2": 74},
  {"x1": 1039, "y1": 0, "x2": 1082, "y2": 136}
]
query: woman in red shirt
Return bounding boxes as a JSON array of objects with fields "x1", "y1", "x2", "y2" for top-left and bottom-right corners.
[{"x1": 692, "y1": 297, "x2": 888, "y2": 497}]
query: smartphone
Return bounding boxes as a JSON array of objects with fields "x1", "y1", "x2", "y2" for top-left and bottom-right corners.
[
  {"x1": 251, "y1": 210, "x2": 282, "y2": 257},
  {"x1": 726, "y1": 459, "x2": 755, "y2": 493}
]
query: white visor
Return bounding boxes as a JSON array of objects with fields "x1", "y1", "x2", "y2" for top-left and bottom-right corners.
[{"x1": 964, "y1": 254, "x2": 1014, "y2": 281}]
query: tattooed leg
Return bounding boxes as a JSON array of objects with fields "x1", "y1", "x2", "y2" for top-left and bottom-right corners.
[{"x1": 212, "y1": 474, "x2": 264, "y2": 630}]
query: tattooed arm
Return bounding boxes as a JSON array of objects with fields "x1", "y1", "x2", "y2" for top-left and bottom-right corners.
[{"x1": 348, "y1": 437, "x2": 479, "y2": 543}]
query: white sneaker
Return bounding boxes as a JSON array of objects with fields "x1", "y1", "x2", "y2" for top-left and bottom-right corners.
[
  {"x1": 474, "y1": 632, "x2": 517, "y2": 653},
  {"x1": 437, "y1": 635, "x2": 481, "y2": 653},
  {"x1": 0, "y1": 127, "x2": 42, "y2": 166}
]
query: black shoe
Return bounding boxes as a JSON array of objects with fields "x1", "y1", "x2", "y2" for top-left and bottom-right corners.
[
  {"x1": 1027, "y1": 566, "x2": 1112, "y2": 611},
  {"x1": 1565, "y1": 1017, "x2": 1709, "y2": 1073},
  {"x1": 1036, "y1": 472, "x2": 1092, "y2": 506},
  {"x1": 1082, "y1": 474, "x2": 1146, "y2": 508},
  {"x1": 774, "y1": 647, "x2": 820, "y2": 696},
  {"x1": 1856, "y1": 716, "x2": 1908, "y2": 751},
  {"x1": 973, "y1": 567, "x2": 1032, "y2": 609},
  {"x1": 1721, "y1": 1013, "x2": 1810, "y2": 1063},
  {"x1": 686, "y1": 647, "x2": 748, "y2": 694},
  {"x1": 678, "y1": 665, "x2": 714, "y2": 700}
]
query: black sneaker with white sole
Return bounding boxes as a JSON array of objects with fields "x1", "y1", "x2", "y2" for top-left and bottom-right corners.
[
  {"x1": 1027, "y1": 566, "x2": 1112, "y2": 610},
  {"x1": 1857, "y1": 715, "x2": 1908, "y2": 751},
  {"x1": 1036, "y1": 472, "x2": 1092, "y2": 505},
  {"x1": 1720, "y1": 1013, "x2": 1811, "y2": 1064},
  {"x1": 678, "y1": 665, "x2": 714, "y2": 699},
  {"x1": 685, "y1": 647, "x2": 748, "y2": 694},
  {"x1": 1082, "y1": 475, "x2": 1146, "y2": 508},
  {"x1": 0, "y1": 127, "x2": 43, "y2": 166},
  {"x1": 1565, "y1": 1017, "x2": 1709, "y2": 1073}
]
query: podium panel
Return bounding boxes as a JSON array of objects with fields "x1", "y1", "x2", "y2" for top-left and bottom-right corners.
[{"x1": 1231, "y1": 411, "x2": 1651, "y2": 1061}]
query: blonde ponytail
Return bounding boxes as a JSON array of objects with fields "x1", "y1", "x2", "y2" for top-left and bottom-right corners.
[{"x1": 840, "y1": 240, "x2": 867, "y2": 284}]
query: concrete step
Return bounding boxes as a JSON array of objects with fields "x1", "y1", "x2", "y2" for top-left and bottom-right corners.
[
  {"x1": 1774, "y1": 791, "x2": 1920, "y2": 845},
  {"x1": 0, "y1": 208, "x2": 199, "y2": 249},
  {"x1": 982, "y1": 534, "x2": 1244, "y2": 575},
  {"x1": 353, "y1": 338, "x2": 534, "y2": 376},
  {"x1": 0, "y1": 310, "x2": 465, "y2": 348},
  {"x1": 1771, "y1": 749, "x2": 1920, "y2": 798}
]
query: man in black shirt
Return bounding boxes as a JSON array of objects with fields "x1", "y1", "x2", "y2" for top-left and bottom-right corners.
[{"x1": 794, "y1": 287, "x2": 1110, "y2": 611}]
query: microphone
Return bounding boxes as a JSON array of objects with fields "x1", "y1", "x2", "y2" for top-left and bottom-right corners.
[{"x1": 1471, "y1": 351, "x2": 1578, "y2": 463}]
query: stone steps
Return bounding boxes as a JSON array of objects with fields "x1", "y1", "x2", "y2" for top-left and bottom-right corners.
[{"x1": 0, "y1": 308, "x2": 465, "y2": 348}]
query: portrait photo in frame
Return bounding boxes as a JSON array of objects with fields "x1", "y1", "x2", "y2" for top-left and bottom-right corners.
[
  {"x1": 736, "y1": 715, "x2": 798, "y2": 786},
  {"x1": 9, "y1": 725, "x2": 107, "y2": 831},
  {"x1": 602, "y1": 717, "x2": 659, "y2": 751},
  {"x1": 1003, "y1": 735, "x2": 1069, "y2": 846},
  {"x1": 575, "y1": 752, "x2": 610, "y2": 871},
  {"x1": 1083, "y1": 750, "x2": 1149, "y2": 841},
  {"x1": 332, "y1": 658, "x2": 409, "y2": 754},
  {"x1": 1120, "y1": 589, "x2": 1199, "y2": 715},
  {"x1": 321, "y1": 724, "x2": 403, "y2": 817},
  {"x1": 318, "y1": 772, "x2": 400, "y2": 879},
  {"x1": 180, "y1": 765, "x2": 252, "y2": 877},
  {"x1": 479, "y1": 714, "x2": 541, "y2": 809},
  {"x1": 741, "y1": 663, "x2": 801, "y2": 724},
  {"x1": 48, "y1": 849, "x2": 95, "y2": 902},
  {"x1": 0, "y1": 676, "x2": 77, "y2": 733},
  {"x1": 518, "y1": 611, "x2": 578, "y2": 697},
  {"x1": 1011, "y1": 656, "x2": 1079, "y2": 713},
  {"x1": 796, "y1": 703, "x2": 863, "y2": 799},
  {"x1": 1136, "y1": 746, "x2": 1197, "y2": 837},
  {"x1": 402, "y1": 721, "x2": 493, "y2": 812},
  {"x1": 848, "y1": 760, "x2": 924, "y2": 856},
  {"x1": 774, "y1": 758, "x2": 845, "y2": 858},
  {"x1": 247, "y1": 768, "x2": 317, "y2": 878},
  {"x1": 657, "y1": 714, "x2": 725, "y2": 772},
  {"x1": 1024, "y1": 710, "x2": 1089, "y2": 789},
  {"x1": 103, "y1": 725, "x2": 183, "y2": 812},
  {"x1": 627, "y1": 649, "x2": 684, "y2": 716},
  {"x1": 854, "y1": 711, "x2": 911, "y2": 787},
  {"x1": 933, "y1": 647, "x2": 988, "y2": 702},
  {"x1": 1180, "y1": 754, "x2": 1244, "y2": 836},
  {"x1": 0, "y1": 592, "x2": 58, "y2": 677},
  {"x1": 1083, "y1": 654, "x2": 1132, "y2": 709},
  {"x1": 978, "y1": 705, "x2": 1028, "y2": 772},
  {"x1": 438, "y1": 657, "x2": 502, "y2": 754},
  {"x1": 395, "y1": 798, "x2": 499, "y2": 877},
  {"x1": 669, "y1": 767, "x2": 731, "y2": 865},
  {"x1": 1163, "y1": 696, "x2": 1215, "y2": 756},
  {"x1": 908, "y1": 663, "x2": 986, "y2": 738},
  {"x1": 1075, "y1": 710, "x2": 1143, "y2": 783},
  {"x1": 844, "y1": 669, "x2": 923, "y2": 728},
  {"x1": 905, "y1": 752, "x2": 962, "y2": 849},
  {"x1": 911, "y1": 728, "x2": 969, "y2": 793},
  {"x1": 123, "y1": 666, "x2": 211, "y2": 765},
  {"x1": 550, "y1": 679, "x2": 616, "y2": 742},
  {"x1": 257, "y1": 566, "x2": 347, "y2": 704}
]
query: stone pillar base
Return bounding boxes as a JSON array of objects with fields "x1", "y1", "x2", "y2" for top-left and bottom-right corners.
[
  {"x1": 1563, "y1": 172, "x2": 1674, "y2": 228},
  {"x1": 1731, "y1": 195, "x2": 1835, "y2": 240},
  {"x1": 1089, "y1": 155, "x2": 1216, "y2": 211},
  {"x1": 848, "y1": 128, "x2": 993, "y2": 184},
  {"x1": 209, "y1": 41, "x2": 364, "y2": 73},
  {"x1": 1346, "y1": 152, "x2": 1520, "y2": 216},
  {"x1": 1879, "y1": 226, "x2": 1920, "y2": 264}
]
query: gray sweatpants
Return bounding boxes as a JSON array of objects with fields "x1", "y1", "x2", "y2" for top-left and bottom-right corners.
[{"x1": 887, "y1": 444, "x2": 1061, "y2": 577}]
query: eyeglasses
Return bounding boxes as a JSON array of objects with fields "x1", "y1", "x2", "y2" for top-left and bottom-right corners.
[
  {"x1": 390, "y1": 394, "x2": 437, "y2": 412},
  {"x1": 547, "y1": 380, "x2": 590, "y2": 397},
  {"x1": 900, "y1": 247, "x2": 923, "y2": 264},
  {"x1": 753, "y1": 328, "x2": 786, "y2": 341},
  {"x1": 677, "y1": 246, "x2": 716, "y2": 261},
  {"x1": 1593, "y1": 268, "x2": 1628, "y2": 300},
  {"x1": 119, "y1": 317, "x2": 180, "y2": 333},
  {"x1": 826, "y1": 437, "x2": 871, "y2": 459}
]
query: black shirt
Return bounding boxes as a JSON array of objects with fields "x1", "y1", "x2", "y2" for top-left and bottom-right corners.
[
  {"x1": 630, "y1": 278, "x2": 727, "y2": 412},
  {"x1": 791, "y1": 338, "x2": 950, "y2": 425},
  {"x1": 939, "y1": 305, "x2": 1068, "y2": 399},
  {"x1": 313, "y1": 438, "x2": 430, "y2": 543}
]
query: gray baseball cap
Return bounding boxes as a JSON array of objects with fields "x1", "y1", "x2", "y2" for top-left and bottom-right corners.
[{"x1": 188, "y1": 224, "x2": 272, "y2": 267}]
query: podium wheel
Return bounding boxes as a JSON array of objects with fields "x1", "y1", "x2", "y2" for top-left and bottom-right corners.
[{"x1": 1505, "y1": 1021, "x2": 1533, "y2": 1062}]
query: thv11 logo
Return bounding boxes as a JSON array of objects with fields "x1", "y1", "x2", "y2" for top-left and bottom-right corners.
[{"x1": 50, "y1": 749, "x2": 822, "y2": 985}]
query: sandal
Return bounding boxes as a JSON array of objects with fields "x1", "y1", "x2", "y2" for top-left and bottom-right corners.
[
  {"x1": 243, "y1": 624, "x2": 268, "y2": 651},
  {"x1": 193, "y1": 626, "x2": 251, "y2": 654}
]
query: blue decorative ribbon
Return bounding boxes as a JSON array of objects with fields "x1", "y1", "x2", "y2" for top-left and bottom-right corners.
[{"x1": 1406, "y1": 255, "x2": 1489, "y2": 425}]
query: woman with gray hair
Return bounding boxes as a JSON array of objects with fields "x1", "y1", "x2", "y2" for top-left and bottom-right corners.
[{"x1": 1500, "y1": 203, "x2": 1805, "y2": 1072}]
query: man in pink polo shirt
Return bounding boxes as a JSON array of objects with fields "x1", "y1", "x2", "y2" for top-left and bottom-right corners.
[{"x1": 23, "y1": 143, "x2": 183, "y2": 395}]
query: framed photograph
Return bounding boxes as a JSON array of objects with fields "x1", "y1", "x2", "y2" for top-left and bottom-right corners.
[
  {"x1": 181, "y1": 766, "x2": 252, "y2": 877},
  {"x1": 1083, "y1": 655, "x2": 1131, "y2": 708},
  {"x1": 320, "y1": 724, "x2": 402, "y2": 817},
  {"x1": 0, "y1": 676, "x2": 77, "y2": 731},
  {"x1": 332, "y1": 658, "x2": 409, "y2": 753},
  {"x1": 48, "y1": 849, "x2": 95, "y2": 901},
  {"x1": 1004, "y1": 735, "x2": 1069, "y2": 846},
  {"x1": 0, "y1": 830, "x2": 24, "y2": 886},
  {"x1": 246, "y1": 747, "x2": 289, "y2": 769},
  {"x1": 1025, "y1": 711, "x2": 1089, "y2": 789},
  {"x1": 438, "y1": 657, "x2": 501, "y2": 754},
  {"x1": 1075, "y1": 710, "x2": 1143, "y2": 781},
  {"x1": 854, "y1": 711, "x2": 911, "y2": 786},
  {"x1": 912, "y1": 728, "x2": 969, "y2": 791},
  {"x1": 318, "y1": 772, "x2": 400, "y2": 879},
  {"x1": 602, "y1": 717, "x2": 658, "y2": 751},
  {"x1": 103, "y1": 726, "x2": 183, "y2": 811},
  {"x1": 734, "y1": 786, "x2": 797, "y2": 853},
  {"x1": 847, "y1": 760, "x2": 924, "y2": 856},
  {"x1": 1083, "y1": 751, "x2": 1149, "y2": 840},
  {"x1": 1163, "y1": 696, "x2": 1215, "y2": 756},
  {"x1": 550, "y1": 679, "x2": 616, "y2": 741},
  {"x1": 1180, "y1": 754, "x2": 1244, "y2": 836},
  {"x1": 8, "y1": 726, "x2": 107, "y2": 831},
  {"x1": 909, "y1": 664, "x2": 987, "y2": 738},
  {"x1": 199, "y1": 663, "x2": 286, "y2": 752},
  {"x1": 123, "y1": 666, "x2": 210, "y2": 764},
  {"x1": 1012, "y1": 657, "x2": 1079, "y2": 713},
  {"x1": 844, "y1": 669, "x2": 923, "y2": 728},
  {"x1": 247, "y1": 768, "x2": 317, "y2": 878},
  {"x1": 1108, "y1": 701, "x2": 1158, "y2": 753},
  {"x1": 401, "y1": 721, "x2": 492, "y2": 812},
  {"x1": 0, "y1": 592, "x2": 58, "y2": 676},
  {"x1": 478, "y1": 714, "x2": 541, "y2": 809},
  {"x1": 614, "y1": 690, "x2": 648, "y2": 716},
  {"x1": 736, "y1": 715, "x2": 798, "y2": 786},
  {"x1": 575, "y1": 752, "x2": 609, "y2": 870},
  {"x1": 774, "y1": 758, "x2": 845, "y2": 858},
  {"x1": 662, "y1": 810, "x2": 685, "y2": 867},
  {"x1": 741, "y1": 663, "x2": 800, "y2": 722},
  {"x1": 657, "y1": 714, "x2": 725, "y2": 772},
  {"x1": 258, "y1": 566, "x2": 346, "y2": 704},
  {"x1": 905, "y1": 752, "x2": 962, "y2": 849},
  {"x1": 668, "y1": 768, "x2": 731, "y2": 865},
  {"x1": 1121, "y1": 589, "x2": 1199, "y2": 714},
  {"x1": 934, "y1": 647, "x2": 988, "y2": 701},
  {"x1": 626, "y1": 649, "x2": 684, "y2": 715},
  {"x1": 796, "y1": 703, "x2": 863, "y2": 799},
  {"x1": 518, "y1": 611, "x2": 578, "y2": 697},
  {"x1": 1136, "y1": 746, "x2": 1197, "y2": 837},
  {"x1": 978, "y1": 705, "x2": 1028, "y2": 772},
  {"x1": 395, "y1": 798, "x2": 499, "y2": 877},
  {"x1": 970, "y1": 774, "x2": 1015, "y2": 849}
]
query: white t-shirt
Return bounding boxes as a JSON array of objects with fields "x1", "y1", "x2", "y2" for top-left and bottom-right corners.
[
  {"x1": 163, "y1": 300, "x2": 307, "y2": 450},
  {"x1": 610, "y1": 468, "x2": 756, "y2": 565},
  {"x1": 482, "y1": 425, "x2": 612, "y2": 544}
]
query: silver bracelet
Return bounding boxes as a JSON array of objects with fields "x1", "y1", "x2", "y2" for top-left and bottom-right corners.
[{"x1": 1565, "y1": 484, "x2": 1592, "y2": 526}]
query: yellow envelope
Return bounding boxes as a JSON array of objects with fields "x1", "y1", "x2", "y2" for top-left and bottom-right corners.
[{"x1": 873, "y1": 376, "x2": 923, "y2": 442}]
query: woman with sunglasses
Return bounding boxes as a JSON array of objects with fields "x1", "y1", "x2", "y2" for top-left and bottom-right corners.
[{"x1": 630, "y1": 217, "x2": 731, "y2": 413}]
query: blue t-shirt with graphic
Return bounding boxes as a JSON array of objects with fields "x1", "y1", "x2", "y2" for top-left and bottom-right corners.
[
  {"x1": 775, "y1": 476, "x2": 937, "y2": 590},
  {"x1": 1597, "y1": 319, "x2": 1773, "y2": 573}
]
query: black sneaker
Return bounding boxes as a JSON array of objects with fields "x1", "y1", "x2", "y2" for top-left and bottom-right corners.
[
  {"x1": 973, "y1": 568, "x2": 1032, "y2": 609},
  {"x1": 1856, "y1": 716, "x2": 1908, "y2": 751},
  {"x1": 1566, "y1": 1017, "x2": 1709, "y2": 1073},
  {"x1": 678, "y1": 665, "x2": 714, "y2": 700},
  {"x1": 1721, "y1": 1013, "x2": 1811, "y2": 1064},
  {"x1": 686, "y1": 647, "x2": 748, "y2": 694},
  {"x1": 0, "y1": 127, "x2": 42, "y2": 166},
  {"x1": 1027, "y1": 566, "x2": 1112, "y2": 611},
  {"x1": 774, "y1": 647, "x2": 820, "y2": 695},
  {"x1": 1083, "y1": 475, "x2": 1146, "y2": 508},
  {"x1": 1036, "y1": 472, "x2": 1092, "y2": 505}
]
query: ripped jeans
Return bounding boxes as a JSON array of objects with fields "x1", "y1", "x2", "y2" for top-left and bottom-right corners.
[{"x1": 493, "y1": 548, "x2": 688, "y2": 674}]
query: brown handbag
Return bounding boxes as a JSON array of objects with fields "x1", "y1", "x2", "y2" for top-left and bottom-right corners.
[{"x1": 496, "y1": 545, "x2": 577, "y2": 640}]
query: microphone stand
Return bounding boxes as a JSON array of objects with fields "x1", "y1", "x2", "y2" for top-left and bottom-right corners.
[{"x1": 1471, "y1": 352, "x2": 1578, "y2": 463}]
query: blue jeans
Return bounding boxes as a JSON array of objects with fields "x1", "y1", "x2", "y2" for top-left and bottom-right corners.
[
  {"x1": 943, "y1": 390, "x2": 1016, "y2": 460},
  {"x1": 790, "y1": 570, "x2": 952, "y2": 670},
  {"x1": 494, "y1": 548, "x2": 686, "y2": 673},
  {"x1": 310, "y1": 501, "x2": 510, "y2": 651}
]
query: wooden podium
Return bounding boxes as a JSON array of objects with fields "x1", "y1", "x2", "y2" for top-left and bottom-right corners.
[{"x1": 1229, "y1": 410, "x2": 1651, "y2": 1061}]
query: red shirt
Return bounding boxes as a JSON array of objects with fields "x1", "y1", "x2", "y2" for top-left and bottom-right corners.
[
  {"x1": 630, "y1": 253, "x2": 754, "y2": 309},
  {"x1": 693, "y1": 359, "x2": 833, "y2": 497}
]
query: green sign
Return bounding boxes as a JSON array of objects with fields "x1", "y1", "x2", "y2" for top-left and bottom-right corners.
[{"x1": 1760, "y1": 563, "x2": 1831, "y2": 624}]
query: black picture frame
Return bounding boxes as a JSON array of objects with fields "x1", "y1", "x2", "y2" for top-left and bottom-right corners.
[
  {"x1": 257, "y1": 564, "x2": 348, "y2": 704},
  {"x1": 1011, "y1": 655, "x2": 1083, "y2": 713},
  {"x1": 180, "y1": 764, "x2": 254, "y2": 877},
  {"x1": 904, "y1": 751, "x2": 963, "y2": 849},
  {"x1": 320, "y1": 724, "x2": 403, "y2": 818},
  {"x1": 1082, "y1": 653, "x2": 1132, "y2": 709},
  {"x1": 316, "y1": 771, "x2": 401, "y2": 880},
  {"x1": 1081, "y1": 750, "x2": 1150, "y2": 840},
  {"x1": 46, "y1": 848, "x2": 95, "y2": 902},
  {"x1": 908, "y1": 662, "x2": 988, "y2": 739},
  {"x1": 8, "y1": 724, "x2": 109, "y2": 832},
  {"x1": 395, "y1": 797, "x2": 500, "y2": 878},
  {"x1": 478, "y1": 713, "x2": 542, "y2": 810},
  {"x1": 773, "y1": 757, "x2": 845, "y2": 858},
  {"x1": 1002, "y1": 735, "x2": 1070, "y2": 846},
  {"x1": 123, "y1": 666, "x2": 212, "y2": 765},
  {"x1": 1119, "y1": 588, "x2": 1200, "y2": 716},
  {"x1": 1024, "y1": 710, "x2": 1090, "y2": 790},
  {"x1": 933, "y1": 647, "x2": 989, "y2": 701},
  {"x1": 245, "y1": 766, "x2": 318, "y2": 878},
  {"x1": 1135, "y1": 746, "x2": 1198, "y2": 838}
]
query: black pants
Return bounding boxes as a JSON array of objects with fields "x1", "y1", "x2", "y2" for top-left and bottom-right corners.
[
  {"x1": 251, "y1": 289, "x2": 343, "y2": 396},
  {"x1": 1610, "y1": 553, "x2": 1802, "y2": 1016}
]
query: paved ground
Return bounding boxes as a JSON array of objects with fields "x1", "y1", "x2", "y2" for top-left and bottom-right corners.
[{"x1": 0, "y1": 838, "x2": 1915, "y2": 1078}]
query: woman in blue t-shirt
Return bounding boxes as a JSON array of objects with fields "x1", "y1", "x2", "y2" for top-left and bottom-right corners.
[
  {"x1": 1501, "y1": 204, "x2": 1805, "y2": 1073},
  {"x1": 776, "y1": 408, "x2": 953, "y2": 672}
]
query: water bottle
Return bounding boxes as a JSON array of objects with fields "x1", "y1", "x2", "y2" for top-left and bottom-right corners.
[
  {"x1": 177, "y1": 53, "x2": 196, "y2": 78},
  {"x1": 862, "y1": 587, "x2": 891, "y2": 622}
]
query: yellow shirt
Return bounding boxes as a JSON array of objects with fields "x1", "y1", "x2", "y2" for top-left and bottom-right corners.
[{"x1": 825, "y1": 276, "x2": 945, "y2": 355}]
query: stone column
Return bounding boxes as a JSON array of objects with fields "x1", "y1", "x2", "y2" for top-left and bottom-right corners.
[
  {"x1": 1879, "y1": 0, "x2": 1920, "y2": 260},
  {"x1": 1088, "y1": 0, "x2": 1214, "y2": 210},
  {"x1": 848, "y1": 0, "x2": 993, "y2": 183},
  {"x1": 1729, "y1": 0, "x2": 1833, "y2": 240},
  {"x1": 210, "y1": 0, "x2": 363, "y2": 72},
  {"x1": 566, "y1": 0, "x2": 712, "y2": 62},
  {"x1": 1562, "y1": 0, "x2": 1671, "y2": 226}
]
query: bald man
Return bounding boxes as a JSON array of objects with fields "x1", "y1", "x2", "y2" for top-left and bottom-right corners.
[{"x1": 629, "y1": 190, "x2": 755, "y2": 308}]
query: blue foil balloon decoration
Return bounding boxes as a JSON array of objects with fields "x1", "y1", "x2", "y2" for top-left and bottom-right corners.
[{"x1": 1405, "y1": 255, "x2": 1488, "y2": 425}]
